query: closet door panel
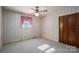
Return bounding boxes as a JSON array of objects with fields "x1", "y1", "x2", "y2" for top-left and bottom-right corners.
[
  {"x1": 68, "y1": 14, "x2": 76, "y2": 46},
  {"x1": 59, "y1": 16, "x2": 64, "y2": 43},
  {"x1": 63, "y1": 16, "x2": 69, "y2": 44},
  {"x1": 75, "y1": 13, "x2": 79, "y2": 47}
]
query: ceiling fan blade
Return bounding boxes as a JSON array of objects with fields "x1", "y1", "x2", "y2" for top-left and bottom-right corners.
[{"x1": 39, "y1": 10, "x2": 48, "y2": 12}]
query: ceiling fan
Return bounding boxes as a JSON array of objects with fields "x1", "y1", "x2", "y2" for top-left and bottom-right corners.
[{"x1": 31, "y1": 6, "x2": 48, "y2": 16}]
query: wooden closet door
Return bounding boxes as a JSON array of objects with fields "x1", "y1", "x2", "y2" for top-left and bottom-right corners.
[
  {"x1": 59, "y1": 16, "x2": 64, "y2": 43},
  {"x1": 59, "y1": 16, "x2": 69, "y2": 44},
  {"x1": 63, "y1": 15, "x2": 69, "y2": 44},
  {"x1": 68, "y1": 14, "x2": 76, "y2": 46},
  {"x1": 75, "y1": 13, "x2": 79, "y2": 47},
  {"x1": 59, "y1": 13, "x2": 79, "y2": 47},
  {"x1": 59, "y1": 15, "x2": 69, "y2": 45}
]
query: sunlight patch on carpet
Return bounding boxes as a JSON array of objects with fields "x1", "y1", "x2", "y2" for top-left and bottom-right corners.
[
  {"x1": 37, "y1": 44, "x2": 50, "y2": 51},
  {"x1": 45, "y1": 48, "x2": 56, "y2": 53}
]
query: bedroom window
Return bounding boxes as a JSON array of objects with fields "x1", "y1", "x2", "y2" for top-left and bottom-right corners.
[{"x1": 21, "y1": 16, "x2": 32, "y2": 29}]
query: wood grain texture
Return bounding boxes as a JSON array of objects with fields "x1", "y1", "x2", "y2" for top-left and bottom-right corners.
[{"x1": 59, "y1": 13, "x2": 79, "y2": 48}]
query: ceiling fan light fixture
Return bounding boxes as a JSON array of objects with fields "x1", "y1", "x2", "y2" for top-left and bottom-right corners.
[
  {"x1": 31, "y1": 6, "x2": 48, "y2": 16},
  {"x1": 35, "y1": 12, "x2": 39, "y2": 16}
]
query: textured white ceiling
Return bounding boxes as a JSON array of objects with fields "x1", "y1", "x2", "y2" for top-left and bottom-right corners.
[{"x1": 3, "y1": 6, "x2": 76, "y2": 16}]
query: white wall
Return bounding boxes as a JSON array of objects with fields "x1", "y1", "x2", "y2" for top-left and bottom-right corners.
[
  {"x1": 0, "y1": 7, "x2": 3, "y2": 49},
  {"x1": 3, "y1": 10, "x2": 41, "y2": 44},
  {"x1": 41, "y1": 6, "x2": 79, "y2": 42}
]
